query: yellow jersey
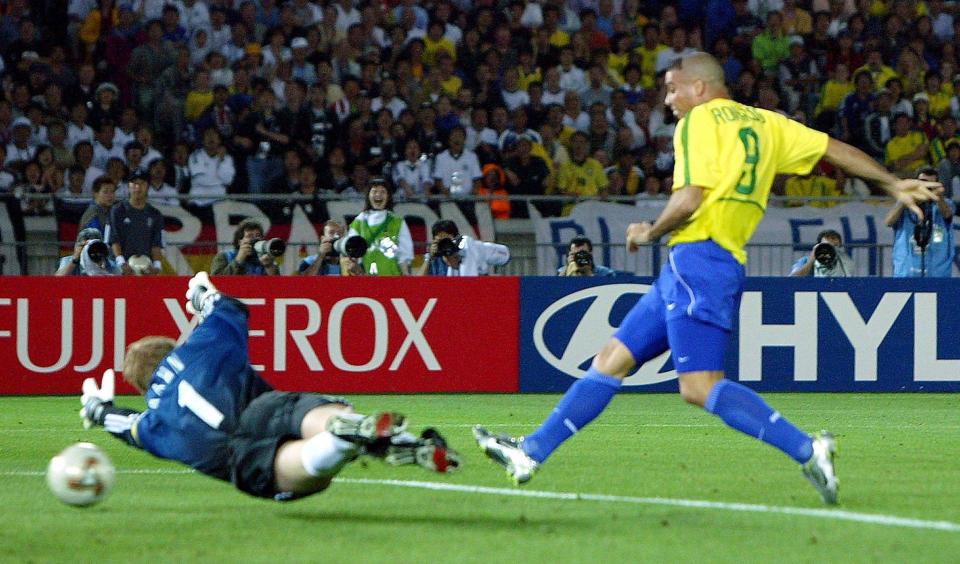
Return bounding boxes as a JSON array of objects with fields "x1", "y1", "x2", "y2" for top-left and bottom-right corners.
[
  {"x1": 783, "y1": 174, "x2": 842, "y2": 208},
  {"x1": 557, "y1": 158, "x2": 608, "y2": 197},
  {"x1": 671, "y1": 98, "x2": 829, "y2": 263},
  {"x1": 884, "y1": 130, "x2": 929, "y2": 173}
]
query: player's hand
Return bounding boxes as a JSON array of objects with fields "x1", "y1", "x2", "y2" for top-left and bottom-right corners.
[
  {"x1": 185, "y1": 271, "x2": 220, "y2": 318},
  {"x1": 626, "y1": 222, "x2": 654, "y2": 252},
  {"x1": 79, "y1": 369, "x2": 115, "y2": 429},
  {"x1": 258, "y1": 253, "x2": 274, "y2": 267},
  {"x1": 891, "y1": 179, "x2": 939, "y2": 220}
]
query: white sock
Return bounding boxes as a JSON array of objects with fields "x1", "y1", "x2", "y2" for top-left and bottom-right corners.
[{"x1": 300, "y1": 432, "x2": 358, "y2": 478}]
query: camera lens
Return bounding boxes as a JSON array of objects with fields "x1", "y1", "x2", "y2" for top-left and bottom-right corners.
[
  {"x1": 87, "y1": 241, "x2": 108, "y2": 263},
  {"x1": 253, "y1": 238, "x2": 286, "y2": 257},
  {"x1": 813, "y1": 242, "x2": 837, "y2": 269}
]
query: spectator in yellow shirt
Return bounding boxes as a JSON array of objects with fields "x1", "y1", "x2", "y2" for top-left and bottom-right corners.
[
  {"x1": 633, "y1": 23, "x2": 666, "y2": 90},
  {"x1": 184, "y1": 70, "x2": 214, "y2": 122},
  {"x1": 855, "y1": 49, "x2": 899, "y2": 94},
  {"x1": 556, "y1": 132, "x2": 608, "y2": 214},
  {"x1": 921, "y1": 72, "x2": 952, "y2": 119},
  {"x1": 885, "y1": 113, "x2": 930, "y2": 175},
  {"x1": 422, "y1": 20, "x2": 456, "y2": 68},
  {"x1": 814, "y1": 62, "x2": 854, "y2": 130},
  {"x1": 784, "y1": 166, "x2": 846, "y2": 208}
]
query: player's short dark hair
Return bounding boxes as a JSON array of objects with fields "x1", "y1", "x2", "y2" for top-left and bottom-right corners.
[
  {"x1": 569, "y1": 235, "x2": 593, "y2": 251},
  {"x1": 817, "y1": 229, "x2": 842, "y2": 244},
  {"x1": 917, "y1": 166, "x2": 939, "y2": 178},
  {"x1": 432, "y1": 219, "x2": 459, "y2": 237}
]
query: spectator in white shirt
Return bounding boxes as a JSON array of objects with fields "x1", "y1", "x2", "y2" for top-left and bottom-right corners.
[
  {"x1": 557, "y1": 47, "x2": 587, "y2": 93},
  {"x1": 176, "y1": 0, "x2": 210, "y2": 35},
  {"x1": 66, "y1": 101, "x2": 95, "y2": 149},
  {"x1": 136, "y1": 125, "x2": 164, "y2": 168},
  {"x1": 656, "y1": 27, "x2": 696, "y2": 73},
  {"x1": 370, "y1": 77, "x2": 408, "y2": 118},
  {"x1": 392, "y1": 138, "x2": 433, "y2": 202},
  {"x1": 541, "y1": 66, "x2": 567, "y2": 106},
  {"x1": 146, "y1": 159, "x2": 181, "y2": 206},
  {"x1": 500, "y1": 67, "x2": 530, "y2": 111},
  {"x1": 72, "y1": 141, "x2": 105, "y2": 193},
  {"x1": 335, "y1": 0, "x2": 361, "y2": 33},
  {"x1": 432, "y1": 125, "x2": 482, "y2": 196},
  {"x1": 465, "y1": 106, "x2": 498, "y2": 151},
  {"x1": 5, "y1": 118, "x2": 36, "y2": 167},
  {"x1": 188, "y1": 127, "x2": 235, "y2": 206},
  {"x1": 91, "y1": 122, "x2": 124, "y2": 170}
]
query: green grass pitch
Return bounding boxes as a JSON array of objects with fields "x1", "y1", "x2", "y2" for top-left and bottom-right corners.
[{"x1": 2, "y1": 394, "x2": 959, "y2": 563}]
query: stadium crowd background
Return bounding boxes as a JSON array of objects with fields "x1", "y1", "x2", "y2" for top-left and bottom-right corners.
[{"x1": 1, "y1": 0, "x2": 959, "y2": 274}]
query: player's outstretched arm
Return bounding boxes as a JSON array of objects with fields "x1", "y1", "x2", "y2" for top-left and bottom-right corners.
[
  {"x1": 80, "y1": 369, "x2": 143, "y2": 446},
  {"x1": 822, "y1": 138, "x2": 938, "y2": 219}
]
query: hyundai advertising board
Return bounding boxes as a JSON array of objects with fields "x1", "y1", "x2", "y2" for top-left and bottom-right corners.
[{"x1": 520, "y1": 277, "x2": 960, "y2": 392}]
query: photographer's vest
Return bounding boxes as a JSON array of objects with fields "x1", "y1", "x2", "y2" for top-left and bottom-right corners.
[
  {"x1": 350, "y1": 213, "x2": 404, "y2": 275},
  {"x1": 224, "y1": 249, "x2": 269, "y2": 275}
]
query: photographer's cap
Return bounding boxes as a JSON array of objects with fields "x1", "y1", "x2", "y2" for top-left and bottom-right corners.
[{"x1": 77, "y1": 227, "x2": 103, "y2": 242}]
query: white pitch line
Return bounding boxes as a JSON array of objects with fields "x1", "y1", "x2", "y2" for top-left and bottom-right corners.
[
  {"x1": 334, "y1": 478, "x2": 960, "y2": 533},
  {"x1": 7, "y1": 468, "x2": 959, "y2": 532}
]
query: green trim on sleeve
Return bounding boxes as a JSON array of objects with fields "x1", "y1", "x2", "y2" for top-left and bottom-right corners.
[{"x1": 681, "y1": 113, "x2": 691, "y2": 186}]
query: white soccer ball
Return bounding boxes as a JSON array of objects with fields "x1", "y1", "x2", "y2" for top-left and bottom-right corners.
[{"x1": 46, "y1": 442, "x2": 115, "y2": 507}]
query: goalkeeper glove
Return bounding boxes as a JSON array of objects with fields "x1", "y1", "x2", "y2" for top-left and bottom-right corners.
[
  {"x1": 185, "y1": 271, "x2": 220, "y2": 323},
  {"x1": 79, "y1": 369, "x2": 116, "y2": 429}
]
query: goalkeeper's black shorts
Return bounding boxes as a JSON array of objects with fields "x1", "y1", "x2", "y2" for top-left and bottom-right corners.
[{"x1": 229, "y1": 391, "x2": 351, "y2": 500}]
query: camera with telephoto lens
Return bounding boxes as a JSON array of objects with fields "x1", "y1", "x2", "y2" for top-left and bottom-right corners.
[
  {"x1": 253, "y1": 238, "x2": 286, "y2": 257},
  {"x1": 436, "y1": 236, "x2": 461, "y2": 257},
  {"x1": 332, "y1": 235, "x2": 369, "y2": 259},
  {"x1": 913, "y1": 201, "x2": 934, "y2": 249},
  {"x1": 573, "y1": 250, "x2": 594, "y2": 267},
  {"x1": 86, "y1": 240, "x2": 109, "y2": 264},
  {"x1": 813, "y1": 241, "x2": 838, "y2": 269}
]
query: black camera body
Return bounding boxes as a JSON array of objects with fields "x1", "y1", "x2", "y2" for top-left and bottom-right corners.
[
  {"x1": 913, "y1": 201, "x2": 935, "y2": 249},
  {"x1": 813, "y1": 242, "x2": 838, "y2": 270},
  {"x1": 436, "y1": 236, "x2": 462, "y2": 258},
  {"x1": 573, "y1": 250, "x2": 594, "y2": 267}
]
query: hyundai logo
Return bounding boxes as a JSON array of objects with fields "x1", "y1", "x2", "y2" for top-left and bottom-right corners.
[{"x1": 532, "y1": 284, "x2": 677, "y2": 386}]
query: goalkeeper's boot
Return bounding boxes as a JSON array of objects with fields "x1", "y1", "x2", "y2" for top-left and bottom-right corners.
[
  {"x1": 473, "y1": 425, "x2": 538, "y2": 485},
  {"x1": 326, "y1": 412, "x2": 408, "y2": 448},
  {"x1": 383, "y1": 428, "x2": 462, "y2": 473},
  {"x1": 801, "y1": 430, "x2": 839, "y2": 505}
]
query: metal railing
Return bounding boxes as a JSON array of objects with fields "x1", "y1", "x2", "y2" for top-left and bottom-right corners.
[{"x1": 6, "y1": 239, "x2": 895, "y2": 277}]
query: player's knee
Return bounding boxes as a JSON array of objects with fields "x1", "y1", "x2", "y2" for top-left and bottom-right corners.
[
  {"x1": 678, "y1": 382, "x2": 706, "y2": 406},
  {"x1": 678, "y1": 372, "x2": 723, "y2": 407},
  {"x1": 592, "y1": 339, "x2": 635, "y2": 379}
]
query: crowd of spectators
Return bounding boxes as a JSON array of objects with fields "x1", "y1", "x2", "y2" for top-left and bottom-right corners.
[{"x1": 1, "y1": 0, "x2": 959, "y2": 275}]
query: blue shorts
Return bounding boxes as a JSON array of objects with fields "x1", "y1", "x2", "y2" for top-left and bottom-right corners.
[{"x1": 612, "y1": 240, "x2": 745, "y2": 373}]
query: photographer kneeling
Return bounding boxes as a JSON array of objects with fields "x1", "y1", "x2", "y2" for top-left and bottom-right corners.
[
  {"x1": 211, "y1": 219, "x2": 283, "y2": 275},
  {"x1": 558, "y1": 235, "x2": 616, "y2": 276},
  {"x1": 789, "y1": 229, "x2": 854, "y2": 277},
  {"x1": 418, "y1": 220, "x2": 510, "y2": 276},
  {"x1": 298, "y1": 220, "x2": 364, "y2": 276},
  {"x1": 55, "y1": 227, "x2": 121, "y2": 276}
]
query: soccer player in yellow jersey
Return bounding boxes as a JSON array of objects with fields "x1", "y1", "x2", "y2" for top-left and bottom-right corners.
[{"x1": 475, "y1": 52, "x2": 938, "y2": 504}]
